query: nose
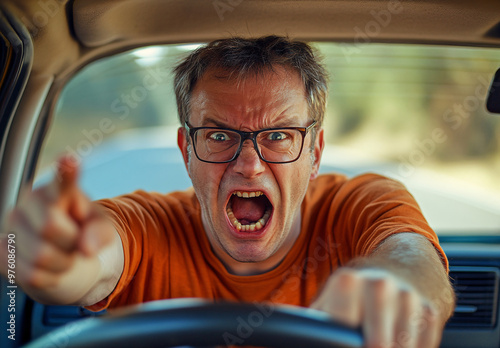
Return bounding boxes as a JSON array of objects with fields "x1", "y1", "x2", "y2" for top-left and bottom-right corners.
[{"x1": 232, "y1": 139, "x2": 265, "y2": 178}]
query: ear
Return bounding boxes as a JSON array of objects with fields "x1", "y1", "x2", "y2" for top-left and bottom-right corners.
[
  {"x1": 177, "y1": 127, "x2": 191, "y2": 178},
  {"x1": 310, "y1": 128, "x2": 324, "y2": 181}
]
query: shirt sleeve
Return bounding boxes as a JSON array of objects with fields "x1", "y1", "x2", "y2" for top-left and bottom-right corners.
[
  {"x1": 332, "y1": 174, "x2": 449, "y2": 272},
  {"x1": 85, "y1": 191, "x2": 162, "y2": 312}
]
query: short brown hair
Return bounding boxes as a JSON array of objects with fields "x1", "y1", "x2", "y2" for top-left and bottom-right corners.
[{"x1": 173, "y1": 36, "x2": 328, "y2": 127}]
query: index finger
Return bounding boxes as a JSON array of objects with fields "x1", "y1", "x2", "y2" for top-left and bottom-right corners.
[
  {"x1": 45, "y1": 156, "x2": 92, "y2": 223},
  {"x1": 46, "y1": 156, "x2": 80, "y2": 201}
]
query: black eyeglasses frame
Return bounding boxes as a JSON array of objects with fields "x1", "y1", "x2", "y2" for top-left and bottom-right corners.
[{"x1": 184, "y1": 120, "x2": 318, "y2": 164}]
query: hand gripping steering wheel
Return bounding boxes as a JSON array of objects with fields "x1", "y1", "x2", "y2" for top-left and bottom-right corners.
[{"x1": 25, "y1": 299, "x2": 363, "y2": 348}]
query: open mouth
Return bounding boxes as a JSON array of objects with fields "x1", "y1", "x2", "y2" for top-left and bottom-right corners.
[{"x1": 226, "y1": 191, "x2": 273, "y2": 232}]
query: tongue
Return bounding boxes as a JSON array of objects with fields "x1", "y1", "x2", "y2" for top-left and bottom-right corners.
[{"x1": 231, "y1": 196, "x2": 267, "y2": 223}]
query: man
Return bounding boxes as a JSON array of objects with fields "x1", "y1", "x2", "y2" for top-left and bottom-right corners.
[{"x1": 1, "y1": 36, "x2": 454, "y2": 347}]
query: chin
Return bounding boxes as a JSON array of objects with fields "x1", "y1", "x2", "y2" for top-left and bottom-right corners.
[{"x1": 225, "y1": 242, "x2": 275, "y2": 263}]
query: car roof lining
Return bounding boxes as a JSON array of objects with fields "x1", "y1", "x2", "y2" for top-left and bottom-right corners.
[
  {"x1": 73, "y1": 0, "x2": 500, "y2": 48},
  {"x1": 4, "y1": 0, "x2": 500, "y2": 81}
]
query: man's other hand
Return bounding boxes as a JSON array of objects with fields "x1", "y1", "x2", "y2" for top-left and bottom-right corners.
[{"x1": 311, "y1": 267, "x2": 441, "y2": 348}]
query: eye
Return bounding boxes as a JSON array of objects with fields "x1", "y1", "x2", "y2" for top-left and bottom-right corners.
[
  {"x1": 209, "y1": 132, "x2": 231, "y2": 142},
  {"x1": 267, "y1": 131, "x2": 288, "y2": 141}
]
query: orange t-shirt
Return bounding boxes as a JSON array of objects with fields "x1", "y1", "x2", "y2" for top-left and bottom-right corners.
[{"x1": 87, "y1": 173, "x2": 447, "y2": 311}]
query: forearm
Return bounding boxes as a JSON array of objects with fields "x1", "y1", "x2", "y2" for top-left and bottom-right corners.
[{"x1": 347, "y1": 232, "x2": 455, "y2": 325}]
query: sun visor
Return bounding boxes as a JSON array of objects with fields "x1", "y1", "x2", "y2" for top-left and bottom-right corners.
[{"x1": 486, "y1": 68, "x2": 500, "y2": 114}]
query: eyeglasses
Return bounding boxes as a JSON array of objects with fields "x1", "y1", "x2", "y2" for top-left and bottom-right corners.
[{"x1": 185, "y1": 121, "x2": 317, "y2": 164}]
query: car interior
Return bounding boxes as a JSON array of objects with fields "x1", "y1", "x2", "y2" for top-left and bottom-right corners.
[{"x1": 1, "y1": 0, "x2": 500, "y2": 347}]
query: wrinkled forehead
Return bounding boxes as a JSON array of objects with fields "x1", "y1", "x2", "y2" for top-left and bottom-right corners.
[
  {"x1": 191, "y1": 66, "x2": 307, "y2": 108},
  {"x1": 189, "y1": 66, "x2": 309, "y2": 127}
]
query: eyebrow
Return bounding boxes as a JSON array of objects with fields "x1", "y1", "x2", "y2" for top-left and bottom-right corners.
[{"x1": 200, "y1": 117, "x2": 303, "y2": 129}]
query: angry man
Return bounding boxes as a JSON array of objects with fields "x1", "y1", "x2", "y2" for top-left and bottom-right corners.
[{"x1": 1, "y1": 36, "x2": 455, "y2": 348}]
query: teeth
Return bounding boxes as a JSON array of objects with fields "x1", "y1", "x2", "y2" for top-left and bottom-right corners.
[
  {"x1": 226, "y1": 205, "x2": 272, "y2": 232},
  {"x1": 234, "y1": 191, "x2": 263, "y2": 198},
  {"x1": 227, "y1": 191, "x2": 269, "y2": 232}
]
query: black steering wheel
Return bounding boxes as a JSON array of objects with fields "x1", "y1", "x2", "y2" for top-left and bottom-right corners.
[{"x1": 25, "y1": 299, "x2": 363, "y2": 348}]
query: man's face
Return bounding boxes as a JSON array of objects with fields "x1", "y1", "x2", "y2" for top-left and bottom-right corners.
[{"x1": 178, "y1": 66, "x2": 324, "y2": 275}]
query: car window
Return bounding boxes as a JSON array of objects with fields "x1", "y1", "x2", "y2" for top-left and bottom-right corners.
[{"x1": 35, "y1": 42, "x2": 500, "y2": 236}]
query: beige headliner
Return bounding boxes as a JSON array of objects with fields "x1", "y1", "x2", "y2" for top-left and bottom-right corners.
[{"x1": 4, "y1": 0, "x2": 500, "y2": 81}]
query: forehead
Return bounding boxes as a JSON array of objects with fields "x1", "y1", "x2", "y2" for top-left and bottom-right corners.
[{"x1": 189, "y1": 66, "x2": 308, "y2": 127}]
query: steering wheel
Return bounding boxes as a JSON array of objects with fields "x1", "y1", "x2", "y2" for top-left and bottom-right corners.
[{"x1": 25, "y1": 299, "x2": 363, "y2": 348}]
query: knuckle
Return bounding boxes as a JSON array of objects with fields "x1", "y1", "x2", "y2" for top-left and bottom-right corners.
[
  {"x1": 363, "y1": 274, "x2": 401, "y2": 305},
  {"x1": 33, "y1": 243, "x2": 73, "y2": 273},
  {"x1": 398, "y1": 287, "x2": 419, "y2": 310},
  {"x1": 39, "y1": 207, "x2": 61, "y2": 239},
  {"x1": 39, "y1": 224, "x2": 56, "y2": 241},
  {"x1": 334, "y1": 269, "x2": 358, "y2": 287},
  {"x1": 32, "y1": 245, "x2": 53, "y2": 268},
  {"x1": 366, "y1": 275, "x2": 388, "y2": 292},
  {"x1": 22, "y1": 269, "x2": 48, "y2": 289}
]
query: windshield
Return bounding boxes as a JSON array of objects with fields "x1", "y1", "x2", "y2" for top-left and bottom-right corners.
[{"x1": 36, "y1": 42, "x2": 500, "y2": 236}]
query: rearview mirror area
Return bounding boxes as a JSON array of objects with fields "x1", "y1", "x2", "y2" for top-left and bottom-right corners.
[{"x1": 487, "y1": 68, "x2": 500, "y2": 113}]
